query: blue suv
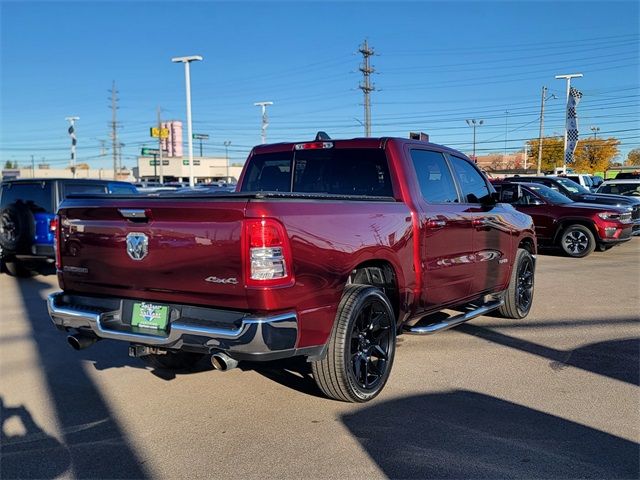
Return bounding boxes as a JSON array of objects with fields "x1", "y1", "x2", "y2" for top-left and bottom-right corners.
[{"x1": 0, "y1": 178, "x2": 137, "y2": 276}]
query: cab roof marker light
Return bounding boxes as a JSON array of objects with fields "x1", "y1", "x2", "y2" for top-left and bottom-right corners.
[{"x1": 294, "y1": 142, "x2": 334, "y2": 150}]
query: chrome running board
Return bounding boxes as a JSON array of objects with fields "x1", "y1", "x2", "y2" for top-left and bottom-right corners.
[{"x1": 405, "y1": 299, "x2": 504, "y2": 335}]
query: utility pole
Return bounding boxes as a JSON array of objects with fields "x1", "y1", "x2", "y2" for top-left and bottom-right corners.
[
  {"x1": 109, "y1": 81, "x2": 119, "y2": 180},
  {"x1": 157, "y1": 106, "x2": 164, "y2": 183},
  {"x1": 358, "y1": 39, "x2": 376, "y2": 137},
  {"x1": 224, "y1": 140, "x2": 231, "y2": 181},
  {"x1": 172, "y1": 55, "x2": 203, "y2": 188},
  {"x1": 254, "y1": 102, "x2": 273, "y2": 144},
  {"x1": 536, "y1": 86, "x2": 556, "y2": 175},
  {"x1": 503, "y1": 110, "x2": 509, "y2": 161},
  {"x1": 31, "y1": 155, "x2": 35, "y2": 178},
  {"x1": 591, "y1": 126, "x2": 600, "y2": 139},
  {"x1": 555, "y1": 73, "x2": 583, "y2": 172},
  {"x1": 65, "y1": 116, "x2": 79, "y2": 178},
  {"x1": 118, "y1": 142, "x2": 125, "y2": 176},
  {"x1": 466, "y1": 119, "x2": 483, "y2": 163}
]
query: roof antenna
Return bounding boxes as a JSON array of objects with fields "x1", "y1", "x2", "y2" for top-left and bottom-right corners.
[{"x1": 315, "y1": 131, "x2": 331, "y2": 141}]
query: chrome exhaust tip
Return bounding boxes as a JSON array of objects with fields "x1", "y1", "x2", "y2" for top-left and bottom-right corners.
[
  {"x1": 67, "y1": 334, "x2": 98, "y2": 351},
  {"x1": 211, "y1": 352, "x2": 238, "y2": 372}
]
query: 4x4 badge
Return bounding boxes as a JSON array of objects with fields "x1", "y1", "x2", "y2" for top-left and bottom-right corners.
[{"x1": 126, "y1": 232, "x2": 148, "y2": 260}]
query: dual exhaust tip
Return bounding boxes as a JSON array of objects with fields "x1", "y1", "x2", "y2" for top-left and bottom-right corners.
[{"x1": 67, "y1": 334, "x2": 239, "y2": 372}]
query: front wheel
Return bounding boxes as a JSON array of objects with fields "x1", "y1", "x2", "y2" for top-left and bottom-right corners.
[
  {"x1": 560, "y1": 224, "x2": 595, "y2": 258},
  {"x1": 312, "y1": 285, "x2": 396, "y2": 403},
  {"x1": 498, "y1": 248, "x2": 535, "y2": 319}
]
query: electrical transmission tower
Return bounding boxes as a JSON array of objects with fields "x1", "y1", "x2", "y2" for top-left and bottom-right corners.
[
  {"x1": 108, "y1": 81, "x2": 120, "y2": 179},
  {"x1": 358, "y1": 39, "x2": 376, "y2": 137}
]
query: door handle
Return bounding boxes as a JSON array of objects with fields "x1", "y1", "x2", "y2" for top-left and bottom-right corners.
[
  {"x1": 472, "y1": 217, "x2": 489, "y2": 227},
  {"x1": 427, "y1": 219, "x2": 447, "y2": 228}
]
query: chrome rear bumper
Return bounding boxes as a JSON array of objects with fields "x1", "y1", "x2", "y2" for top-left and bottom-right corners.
[{"x1": 47, "y1": 292, "x2": 299, "y2": 358}]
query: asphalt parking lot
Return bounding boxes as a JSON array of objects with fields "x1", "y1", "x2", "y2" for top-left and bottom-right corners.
[{"x1": 1, "y1": 241, "x2": 638, "y2": 479}]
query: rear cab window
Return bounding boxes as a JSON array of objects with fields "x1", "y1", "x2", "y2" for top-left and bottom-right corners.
[
  {"x1": 62, "y1": 183, "x2": 108, "y2": 196},
  {"x1": 241, "y1": 147, "x2": 394, "y2": 197}
]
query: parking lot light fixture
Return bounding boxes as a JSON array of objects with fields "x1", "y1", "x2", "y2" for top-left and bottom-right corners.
[
  {"x1": 466, "y1": 119, "x2": 484, "y2": 163},
  {"x1": 172, "y1": 55, "x2": 203, "y2": 187}
]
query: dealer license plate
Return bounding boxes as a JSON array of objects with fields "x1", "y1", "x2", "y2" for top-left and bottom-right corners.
[{"x1": 131, "y1": 302, "x2": 169, "y2": 331}]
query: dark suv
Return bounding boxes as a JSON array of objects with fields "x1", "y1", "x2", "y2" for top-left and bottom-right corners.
[{"x1": 0, "y1": 178, "x2": 137, "y2": 276}]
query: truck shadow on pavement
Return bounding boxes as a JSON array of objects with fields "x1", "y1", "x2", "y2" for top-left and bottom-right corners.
[
  {"x1": 0, "y1": 397, "x2": 70, "y2": 479},
  {"x1": 457, "y1": 323, "x2": 639, "y2": 386},
  {"x1": 13, "y1": 276, "x2": 149, "y2": 479},
  {"x1": 342, "y1": 390, "x2": 639, "y2": 479}
]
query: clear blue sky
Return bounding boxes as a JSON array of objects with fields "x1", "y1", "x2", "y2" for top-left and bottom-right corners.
[{"x1": 1, "y1": 1, "x2": 638, "y2": 170}]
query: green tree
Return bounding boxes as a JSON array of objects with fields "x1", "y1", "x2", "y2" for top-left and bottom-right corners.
[
  {"x1": 3, "y1": 160, "x2": 17, "y2": 169},
  {"x1": 625, "y1": 148, "x2": 640, "y2": 166}
]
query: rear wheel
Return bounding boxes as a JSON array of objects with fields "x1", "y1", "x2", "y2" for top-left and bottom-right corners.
[
  {"x1": 144, "y1": 351, "x2": 204, "y2": 370},
  {"x1": 498, "y1": 248, "x2": 535, "y2": 319},
  {"x1": 312, "y1": 285, "x2": 396, "y2": 402},
  {"x1": 560, "y1": 224, "x2": 595, "y2": 258}
]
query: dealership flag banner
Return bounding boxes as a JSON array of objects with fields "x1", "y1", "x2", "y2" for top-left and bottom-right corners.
[{"x1": 565, "y1": 87, "x2": 583, "y2": 164}]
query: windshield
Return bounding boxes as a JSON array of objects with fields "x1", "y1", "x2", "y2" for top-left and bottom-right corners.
[
  {"x1": 553, "y1": 177, "x2": 590, "y2": 194},
  {"x1": 528, "y1": 184, "x2": 573, "y2": 204}
]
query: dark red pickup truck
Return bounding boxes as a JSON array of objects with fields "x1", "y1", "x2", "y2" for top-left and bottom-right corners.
[{"x1": 48, "y1": 135, "x2": 536, "y2": 402}]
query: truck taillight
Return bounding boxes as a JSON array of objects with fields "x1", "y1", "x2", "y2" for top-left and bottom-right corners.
[
  {"x1": 243, "y1": 218, "x2": 294, "y2": 287},
  {"x1": 51, "y1": 216, "x2": 61, "y2": 270}
]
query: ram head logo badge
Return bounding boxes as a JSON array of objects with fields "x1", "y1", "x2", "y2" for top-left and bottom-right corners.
[{"x1": 126, "y1": 232, "x2": 148, "y2": 261}]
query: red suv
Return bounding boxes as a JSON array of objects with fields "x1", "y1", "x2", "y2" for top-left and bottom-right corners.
[{"x1": 494, "y1": 181, "x2": 632, "y2": 257}]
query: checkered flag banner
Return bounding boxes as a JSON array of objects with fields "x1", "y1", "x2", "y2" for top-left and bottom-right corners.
[
  {"x1": 68, "y1": 124, "x2": 77, "y2": 161},
  {"x1": 565, "y1": 87, "x2": 583, "y2": 164}
]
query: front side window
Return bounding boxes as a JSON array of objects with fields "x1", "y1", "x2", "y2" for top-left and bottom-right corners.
[
  {"x1": 449, "y1": 155, "x2": 491, "y2": 203},
  {"x1": 410, "y1": 150, "x2": 459, "y2": 203}
]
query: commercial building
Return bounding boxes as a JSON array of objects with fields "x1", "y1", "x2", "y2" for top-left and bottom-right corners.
[{"x1": 134, "y1": 155, "x2": 242, "y2": 183}]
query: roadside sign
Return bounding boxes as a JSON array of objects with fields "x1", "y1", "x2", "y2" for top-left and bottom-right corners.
[
  {"x1": 192, "y1": 133, "x2": 209, "y2": 140},
  {"x1": 150, "y1": 127, "x2": 170, "y2": 139},
  {"x1": 149, "y1": 160, "x2": 159, "y2": 166},
  {"x1": 141, "y1": 148, "x2": 160, "y2": 156}
]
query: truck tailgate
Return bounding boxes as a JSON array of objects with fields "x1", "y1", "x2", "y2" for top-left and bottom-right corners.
[{"x1": 58, "y1": 197, "x2": 248, "y2": 309}]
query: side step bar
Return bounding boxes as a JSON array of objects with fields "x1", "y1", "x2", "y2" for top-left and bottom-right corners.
[{"x1": 405, "y1": 299, "x2": 504, "y2": 335}]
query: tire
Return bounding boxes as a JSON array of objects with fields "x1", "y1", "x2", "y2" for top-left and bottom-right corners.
[
  {"x1": 596, "y1": 244, "x2": 613, "y2": 252},
  {"x1": 143, "y1": 351, "x2": 205, "y2": 370},
  {"x1": 3, "y1": 258, "x2": 36, "y2": 278},
  {"x1": 312, "y1": 285, "x2": 396, "y2": 403},
  {"x1": 498, "y1": 248, "x2": 535, "y2": 319},
  {"x1": 0, "y1": 203, "x2": 35, "y2": 254},
  {"x1": 560, "y1": 224, "x2": 596, "y2": 258}
]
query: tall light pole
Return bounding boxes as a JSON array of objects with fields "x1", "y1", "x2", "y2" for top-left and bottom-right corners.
[
  {"x1": 466, "y1": 119, "x2": 483, "y2": 163},
  {"x1": 223, "y1": 140, "x2": 231, "y2": 181},
  {"x1": 590, "y1": 126, "x2": 600, "y2": 139},
  {"x1": 172, "y1": 55, "x2": 203, "y2": 187},
  {"x1": 555, "y1": 73, "x2": 583, "y2": 172},
  {"x1": 536, "y1": 86, "x2": 557, "y2": 175},
  {"x1": 65, "y1": 116, "x2": 79, "y2": 178},
  {"x1": 254, "y1": 101, "x2": 273, "y2": 144},
  {"x1": 504, "y1": 110, "x2": 509, "y2": 161}
]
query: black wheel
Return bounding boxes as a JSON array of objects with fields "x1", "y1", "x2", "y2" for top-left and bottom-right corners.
[
  {"x1": 312, "y1": 284, "x2": 396, "y2": 403},
  {"x1": 143, "y1": 351, "x2": 204, "y2": 370},
  {"x1": 498, "y1": 248, "x2": 535, "y2": 319},
  {"x1": 0, "y1": 203, "x2": 35, "y2": 254},
  {"x1": 2, "y1": 258, "x2": 36, "y2": 277},
  {"x1": 560, "y1": 224, "x2": 596, "y2": 258}
]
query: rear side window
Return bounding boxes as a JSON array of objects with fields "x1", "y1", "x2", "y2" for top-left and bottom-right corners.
[
  {"x1": 241, "y1": 148, "x2": 393, "y2": 197},
  {"x1": 108, "y1": 183, "x2": 138, "y2": 194},
  {"x1": 449, "y1": 156, "x2": 491, "y2": 203},
  {"x1": 410, "y1": 150, "x2": 459, "y2": 203},
  {"x1": 0, "y1": 182, "x2": 53, "y2": 213}
]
